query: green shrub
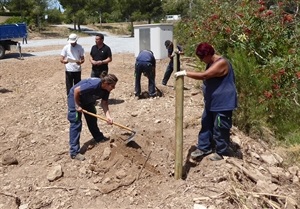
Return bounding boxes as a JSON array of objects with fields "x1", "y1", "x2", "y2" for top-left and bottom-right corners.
[
  {"x1": 46, "y1": 9, "x2": 63, "y2": 24},
  {"x1": 3, "y1": 16, "x2": 27, "y2": 24},
  {"x1": 174, "y1": 0, "x2": 300, "y2": 144}
]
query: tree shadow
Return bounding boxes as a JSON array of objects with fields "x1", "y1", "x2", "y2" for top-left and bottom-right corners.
[{"x1": 3, "y1": 53, "x2": 35, "y2": 59}]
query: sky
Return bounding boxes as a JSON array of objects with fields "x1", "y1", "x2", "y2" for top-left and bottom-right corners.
[{"x1": 49, "y1": 0, "x2": 64, "y2": 12}]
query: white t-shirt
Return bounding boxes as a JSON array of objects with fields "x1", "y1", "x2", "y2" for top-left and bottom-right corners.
[{"x1": 60, "y1": 44, "x2": 85, "y2": 72}]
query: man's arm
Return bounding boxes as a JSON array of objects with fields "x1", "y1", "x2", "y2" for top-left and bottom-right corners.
[
  {"x1": 76, "y1": 55, "x2": 85, "y2": 65},
  {"x1": 102, "y1": 47, "x2": 112, "y2": 64},
  {"x1": 60, "y1": 55, "x2": 67, "y2": 64},
  {"x1": 74, "y1": 86, "x2": 82, "y2": 112},
  {"x1": 101, "y1": 56, "x2": 112, "y2": 65},
  {"x1": 101, "y1": 100, "x2": 113, "y2": 124},
  {"x1": 89, "y1": 54, "x2": 97, "y2": 65}
]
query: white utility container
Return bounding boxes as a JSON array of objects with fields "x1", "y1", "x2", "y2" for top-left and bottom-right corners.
[{"x1": 134, "y1": 23, "x2": 173, "y2": 59}]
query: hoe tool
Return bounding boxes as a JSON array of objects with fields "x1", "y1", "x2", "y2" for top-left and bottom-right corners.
[{"x1": 82, "y1": 109, "x2": 136, "y2": 144}]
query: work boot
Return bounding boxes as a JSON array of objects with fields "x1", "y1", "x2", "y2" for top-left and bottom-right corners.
[
  {"x1": 98, "y1": 136, "x2": 110, "y2": 143},
  {"x1": 88, "y1": 137, "x2": 109, "y2": 150},
  {"x1": 191, "y1": 148, "x2": 212, "y2": 159},
  {"x1": 149, "y1": 93, "x2": 157, "y2": 98},
  {"x1": 209, "y1": 153, "x2": 223, "y2": 161},
  {"x1": 71, "y1": 153, "x2": 85, "y2": 161}
]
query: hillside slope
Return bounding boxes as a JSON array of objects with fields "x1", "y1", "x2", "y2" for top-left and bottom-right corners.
[{"x1": 0, "y1": 34, "x2": 299, "y2": 209}]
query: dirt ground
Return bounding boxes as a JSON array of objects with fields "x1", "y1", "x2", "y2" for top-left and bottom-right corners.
[{"x1": 0, "y1": 30, "x2": 300, "y2": 209}]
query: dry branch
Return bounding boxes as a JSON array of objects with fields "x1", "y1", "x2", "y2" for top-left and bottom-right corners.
[
  {"x1": 35, "y1": 186, "x2": 101, "y2": 193},
  {"x1": 137, "y1": 150, "x2": 152, "y2": 180},
  {"x1": 193, "y1": 192, "x2": 225, "y2": 202},
  {"x1": 226, "y1": 158, "x2": 258, "y2": 183}
]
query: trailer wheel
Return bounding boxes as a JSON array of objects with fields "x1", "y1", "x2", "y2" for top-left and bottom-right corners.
[{"x1": 0, "y1": 45, "x2": 5, "y2": 59}]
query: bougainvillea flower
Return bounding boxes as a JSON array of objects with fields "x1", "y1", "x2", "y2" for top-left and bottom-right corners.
[
  {"x1": 278, "y1": 69, "x2": 285, "y2": 75},
  {"x1": 264, "y1": 91, "x2": 272, "y2": 98}
]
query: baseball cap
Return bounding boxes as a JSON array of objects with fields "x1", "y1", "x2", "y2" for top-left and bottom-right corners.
[{"x1": 68, "y1": 33, "x2": 78, "y2": 43}]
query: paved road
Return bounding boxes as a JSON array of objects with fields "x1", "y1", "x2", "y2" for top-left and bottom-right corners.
[{"x1": 21, "y1": 25, "x2": 135, "y2": 57}]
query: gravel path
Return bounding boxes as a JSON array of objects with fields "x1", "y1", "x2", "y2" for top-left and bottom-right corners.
[{"x1": 21, "y1": 25, "x2": 135, "y2": 57}]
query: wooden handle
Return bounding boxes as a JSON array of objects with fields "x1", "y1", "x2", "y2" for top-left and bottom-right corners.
[{"x1": 82, "y1": 109, "x2": 135, "y2": 133}]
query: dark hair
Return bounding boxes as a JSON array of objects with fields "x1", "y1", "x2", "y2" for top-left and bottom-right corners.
[
  {"x1": 100, "y1": 71, "x2": 107, "y2": 78},
  {"x1": 102, "y1": 74, "x2": 118, "y2": 84},
  {"x1": 96, "y1": 33, "x2": 104, "y2": 40},
  {"x1": 195, "y1": 42, "x2": 215, "y2": 59},
  {"x1": 165, "y1": 40, "x2": 172, "y2": 48}
]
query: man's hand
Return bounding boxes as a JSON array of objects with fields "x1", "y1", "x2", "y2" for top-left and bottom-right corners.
[
  {"x1": 106, "y1": 117, "x2": 113, "y2": 125},
  {"x1": 75, "y1": 104, "x2": 82, "y2": 112},
  {"x1": 61, "y1": 59, "x2": 68, "y2": 64},
  {"x1": 174, "y1": 70, "x2": 187, "y2": 78}
]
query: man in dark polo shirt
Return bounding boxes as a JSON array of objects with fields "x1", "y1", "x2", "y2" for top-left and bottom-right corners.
[{"x1": 89, "y1": 34, "x2": 112, "y2": 78}]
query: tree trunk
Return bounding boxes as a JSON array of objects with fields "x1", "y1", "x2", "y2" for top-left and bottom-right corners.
[{"x1": 130, "y1": 21, "x2": 134, "y2": 37}]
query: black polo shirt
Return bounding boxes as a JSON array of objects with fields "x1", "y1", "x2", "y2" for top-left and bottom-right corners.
[{"x1": 90, "y1": 44, "x2": 112, "y2": 71}]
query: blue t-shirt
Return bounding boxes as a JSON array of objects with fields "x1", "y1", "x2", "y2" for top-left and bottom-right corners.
[
  {"x1": 136, "y1": 50, "x2": 156, "y2": 67},
  {"x1": 69, "y1": 77, "x2": 110, "y2": 106},
  {"x1": 203, "y1": 58, "x2": 237, "y2": 111}
]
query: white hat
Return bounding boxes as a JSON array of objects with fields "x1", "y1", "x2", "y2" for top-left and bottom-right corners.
[{"x1": 68, "y1": 33, "x2": 78, "y2": 43}]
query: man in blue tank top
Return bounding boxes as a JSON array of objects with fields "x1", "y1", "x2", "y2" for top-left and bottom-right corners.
[{"x1": 175, "y1": 42, "x2": 238, "y2": 161}]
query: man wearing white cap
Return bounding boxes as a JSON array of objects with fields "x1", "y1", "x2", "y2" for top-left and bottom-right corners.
[{"x1": 60, "y1": 33, "x2": 85, "y2": 95}]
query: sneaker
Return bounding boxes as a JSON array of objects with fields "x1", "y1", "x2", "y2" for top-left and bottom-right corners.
[
  {"x1": 221, "y1": 147, "x2": 243, "y2": 159},
  {"x1": 149, "y1": 93, "x2": 157, "y2": 98},
  {"x1": 71, "y1": 153, "x2": 85, "y2": 161},
  {"x1": 97, "y1": 136, "x2": 109, "y2": 143},
  {"x1": 134, "y1": 96, "x2": 140, "y2": 100},
  {"x1": 191, "y1": 148, "x2": 213, "y2": 159},
  {"x1": 222, "y1": 147, "x2": 236, "y2": 157},
  {"x1": 88, "y1": 137, "x2": 109, "y2": 149},
  {"x1": 87, "y1": 139, "x2": 99, "y2": 150},
  {"x1": 209, "y1": 153, "x2": 223, "y2": 161}
]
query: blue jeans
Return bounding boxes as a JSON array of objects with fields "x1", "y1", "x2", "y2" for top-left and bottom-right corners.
[
  {"x1": 135, "y1": 62, "x2": 156, "y2": 96},
  {"x1": 197, "y1": 108, "x2": 232, "y2": 155},
  {"x1": 67, "y1": 95, "x2": 104, "y2": 157}
]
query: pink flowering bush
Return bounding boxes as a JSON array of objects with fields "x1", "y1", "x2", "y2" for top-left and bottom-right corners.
[{"x1": 175, "y1": 0, "x2": 300, "y2": 142}]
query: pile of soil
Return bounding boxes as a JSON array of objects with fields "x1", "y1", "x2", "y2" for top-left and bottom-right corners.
[{"x1": 0, "y1": 30, "x2": 299, "y2": 209}]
